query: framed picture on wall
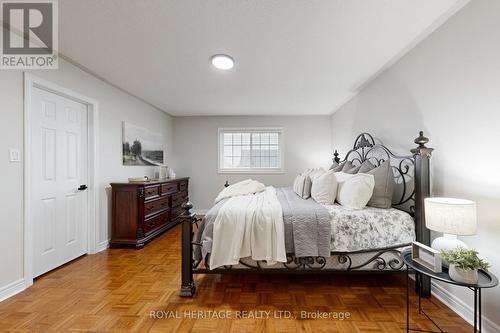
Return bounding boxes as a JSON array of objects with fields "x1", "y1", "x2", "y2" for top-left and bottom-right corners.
[{"x1": 122, "y1": 122, "x2": 165, "y2": 166}]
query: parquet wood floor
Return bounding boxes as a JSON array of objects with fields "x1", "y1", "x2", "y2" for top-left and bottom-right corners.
[{"x1": 0, "y1": 225, "x2": 471, "y2": 332}]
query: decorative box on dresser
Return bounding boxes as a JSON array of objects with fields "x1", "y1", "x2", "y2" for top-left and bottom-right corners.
[{"x1": 110, "y1": 177, "x2": 189, "y2": 248}]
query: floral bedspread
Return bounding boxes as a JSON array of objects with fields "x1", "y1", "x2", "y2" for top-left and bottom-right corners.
[{"x1": 324, "y1": 204, "x2": 415, "y2": 252}]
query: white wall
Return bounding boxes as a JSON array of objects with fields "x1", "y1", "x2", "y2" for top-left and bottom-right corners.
[
  {"x1": 330, "y1": 0, "x2": 500, "y2": 330},
  {"x1": 0, "y1": 59, "x2": 173, "y2": 294},
  {"x1": 172, "y1": 116, "x2": 332, "y2": 211}
]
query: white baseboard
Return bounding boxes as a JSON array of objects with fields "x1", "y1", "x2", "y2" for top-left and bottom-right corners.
[
  {"x1": 0, "y1": 278, "x2": 26, "y2": 302},
  {"x1": 431, "y1": 281, "x2": 500, "y2": 333},
  {"x1": 1, "y1": 241, "x2": 109, "y2": 304},
  {"x1": 96, "y1": 240, "x2": 109, "y2": 253}
]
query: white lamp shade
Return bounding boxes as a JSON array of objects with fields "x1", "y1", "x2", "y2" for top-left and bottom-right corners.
[{"x1": 424, "y1": 197, "x2": 477, "y2": 236}]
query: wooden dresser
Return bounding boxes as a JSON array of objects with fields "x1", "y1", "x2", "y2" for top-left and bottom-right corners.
[{"x1": 110, "y1": 177, "x2": 189, "y2": 248}]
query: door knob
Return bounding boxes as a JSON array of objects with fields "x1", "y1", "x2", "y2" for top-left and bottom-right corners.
[{"x1": 78, "y1": 185, "x2": 88, "y2": 191}]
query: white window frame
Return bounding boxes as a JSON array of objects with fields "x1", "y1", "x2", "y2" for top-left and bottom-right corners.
[{"x1": 218, "y1": 127, "x2": 284, "y2": 174}]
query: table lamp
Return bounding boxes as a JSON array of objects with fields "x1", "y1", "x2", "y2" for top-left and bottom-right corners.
[{"x1": 424, "y1": 197, "x2": 477, "y2": 252}]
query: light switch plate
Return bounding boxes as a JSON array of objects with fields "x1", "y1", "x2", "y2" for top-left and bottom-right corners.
[{"x1": 9, "y1": 148, "x2": 21, "y2": 162}]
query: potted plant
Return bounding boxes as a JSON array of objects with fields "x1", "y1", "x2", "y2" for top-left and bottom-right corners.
[{"x1": 440, "y1": 248, "x2": 490, "y2": 284}]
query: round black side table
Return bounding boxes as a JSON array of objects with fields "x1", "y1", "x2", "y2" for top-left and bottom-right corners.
[{"x1": 402, "y1": 249, "x2": 498, "y2": 333}]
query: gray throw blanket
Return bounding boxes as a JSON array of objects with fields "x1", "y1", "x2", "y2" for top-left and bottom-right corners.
[{"x1": 194, "y1": 186, "x2": 331, "y2": 262}]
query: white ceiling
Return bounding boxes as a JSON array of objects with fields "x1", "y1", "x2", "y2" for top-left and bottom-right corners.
[{"x1": 59, "y1": 0, "x2": 467, "y2": 116}]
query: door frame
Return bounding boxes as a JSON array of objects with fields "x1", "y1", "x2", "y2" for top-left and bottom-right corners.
[{"x1": 23, "y1": 73, "x2": 100, "y2": 287}]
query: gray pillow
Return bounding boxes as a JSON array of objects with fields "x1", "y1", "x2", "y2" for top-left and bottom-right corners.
[
  {"x1": 363, "y1": 160, "x2": 395, "y2": 209},
  {"x1": 329, "y1": 162, "x2": 339, "y2": 170},
  {"x1": 331, "y1": 163, "x2": 344, "y2": 172},
  {"x1": 340, "y1": 161, "x2": 354, "y2": 172},
  {"x1": 358, "y1": 160, "x2": 376, "y2": 173},
  {"x1": 344, "y1": 164, "x2": 362, "y2": 174}
]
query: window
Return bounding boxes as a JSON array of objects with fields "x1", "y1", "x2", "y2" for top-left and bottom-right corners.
[{"x1": 218, "y1": 128, "x2": 284, "y2": 173}]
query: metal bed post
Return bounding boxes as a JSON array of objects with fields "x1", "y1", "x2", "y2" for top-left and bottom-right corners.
[
  {"x1": 179, "y1": 202, "x2": 197, "y2": 297},
  {"x1": 411, "y1": 131, "x2": 433, "y2": 297}
]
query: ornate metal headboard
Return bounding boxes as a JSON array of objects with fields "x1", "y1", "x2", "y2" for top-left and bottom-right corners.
[
  {"x1": 330, "y1": 131, "x2": 434, "y2": 297},
  {"x1": 333, "y1": 132, "x2": 416, "y2": 214},
  {"x1": 333, "y1": 131, "x2": 433, "y2": 247}
]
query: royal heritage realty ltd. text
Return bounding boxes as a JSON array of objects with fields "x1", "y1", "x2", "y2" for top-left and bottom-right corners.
[{"x1": 150, "y1": 310, "x2": 351, "y2": 320}]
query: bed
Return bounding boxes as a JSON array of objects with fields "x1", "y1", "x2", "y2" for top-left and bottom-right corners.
[{"x1": 180, "y1": 131, "x2": 433, "y2": 297}]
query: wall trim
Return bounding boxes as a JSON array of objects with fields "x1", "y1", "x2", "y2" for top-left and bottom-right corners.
[
  {"x1": 96, "y1": 240, "x2": 110, "y2": 253},
  {"x1": 23, "y1": 73, "x2": 100, "y2": 288},
  {"x1": 0, "y1": 279, "x2": 26, "y2": 302},
  {"x1": 431, "y1": 281, "x2": 499, "y2": 333},
  {"x1": 2, "y1": 21, "x2": 170, "y2": 117},
  {"x1": 59, "y1": 54, "x2": 172, "y2": 117}
]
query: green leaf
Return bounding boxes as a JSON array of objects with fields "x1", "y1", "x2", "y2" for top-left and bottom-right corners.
[{"x1": 440, "y1": 248, "x2": 489, "y2": 272}]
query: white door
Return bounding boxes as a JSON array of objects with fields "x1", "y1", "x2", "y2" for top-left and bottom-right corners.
[{"x1": 31, "y1": 87, "x2": 89, "y2": 277}]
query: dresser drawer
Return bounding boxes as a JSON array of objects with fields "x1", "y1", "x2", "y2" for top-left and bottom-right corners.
[
  {"x1": 145, "y1": 197, "x2": 169, "y2": 217},
  {"x1": 161, "y1": 183, "x2": 178, "y2": 195},
  {"x1": 172, "y1": 191, "x2": 188, "y2": 207},
  {"x1": 171, "y1": 206, "x2": 183, "y2": 219},
  {"x1": 177, "y1": 190, "x2": 188, "y2": 200},
  {"x1": 144, "y1": 211, "x2": 169, "y2": 235},
  {"x1": 144, "y1": 186, "x2": 160, "y2": 200},
  {"x1": 179, "y1": 180, "x2": 188, "y2": 191},
  {"x1": 172, "y1": 195, "x2": 188, "y2": 208}
]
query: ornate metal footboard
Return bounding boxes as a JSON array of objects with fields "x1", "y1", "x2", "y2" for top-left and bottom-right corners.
[
  {"x1": 180, "y1": 131, "x2": 433, "y2": 298},
  {"x1": 194, "y1": 242, "x2": 407, "y2": 272}
]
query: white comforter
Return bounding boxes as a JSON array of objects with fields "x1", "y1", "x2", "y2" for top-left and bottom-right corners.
[
  {"x1": 210, "y1": 182, "x2": 286, "y2": 270},
  {"x1": 214, "y1": 179, "x2": 266, "y2": 204}
]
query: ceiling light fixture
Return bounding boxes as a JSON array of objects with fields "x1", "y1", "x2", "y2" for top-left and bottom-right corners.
[{"x1": 211, "y1": 54, "x2": 234, "y2": 70}]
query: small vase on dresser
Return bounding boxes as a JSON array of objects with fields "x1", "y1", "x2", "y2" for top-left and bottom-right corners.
[{"x1": 110, "y1": 177, "x2": 189, "y2": 248}]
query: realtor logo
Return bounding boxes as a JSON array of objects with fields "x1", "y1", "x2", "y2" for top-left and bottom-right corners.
[{"x1": 1, "y1": 0, "x2": 58, "y2": 69}]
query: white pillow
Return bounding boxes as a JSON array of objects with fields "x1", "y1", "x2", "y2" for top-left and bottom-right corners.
[
  {"x1": 293, "y1": 174, "x2": 312, "y2": 199},
  {"x1": 301, "y1": 168, "x2": 313, "y2": 175},
  {"x1": 311, "y1": 170, "x2": 337, "y2": 205},
  {"x1": 308, "y1": 168, "x2": 326, "y2": 180},
  {"x1": 334, "y1": 172, "x2": 375, "y2": 209},
  {"x1": 301, "y1": 167, "x2": 325, "y2": 178}
]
